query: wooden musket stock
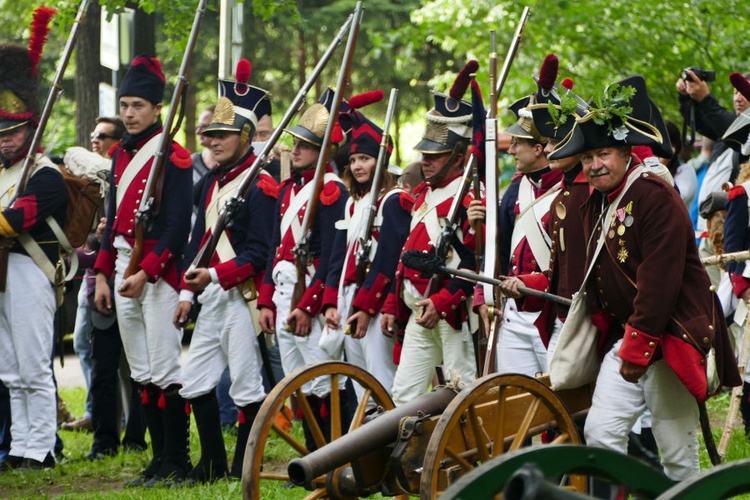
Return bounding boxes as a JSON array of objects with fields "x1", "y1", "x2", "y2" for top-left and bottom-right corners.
[{"x1": 124, "y1": 0, "x2": 208, "y2": 279}]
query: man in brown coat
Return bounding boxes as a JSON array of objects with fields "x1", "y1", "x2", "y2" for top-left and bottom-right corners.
[{"x1": 548, "y1": 76, "x2": 740, "y2": 481}]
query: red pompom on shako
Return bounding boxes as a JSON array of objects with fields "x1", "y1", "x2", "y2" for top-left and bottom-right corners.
[
  {"x1": 537, "y1": 54, "x2": 559, "y2": 93},
  {"x1": 341, "y1": 90, "x2": 391, "y2": 160}
]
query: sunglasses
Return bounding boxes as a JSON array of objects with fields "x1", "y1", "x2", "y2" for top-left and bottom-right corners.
[{"x1": 90, "y1": 132, "x2": 116, "y2": 140}]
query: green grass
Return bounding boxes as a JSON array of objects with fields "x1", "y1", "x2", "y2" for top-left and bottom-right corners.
[{"x1": 1, "y1": 387, "x2": 750, "y2": 497}]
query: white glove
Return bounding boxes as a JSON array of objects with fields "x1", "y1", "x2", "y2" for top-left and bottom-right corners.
[{"x1": 741, "y1": 132, "x2": 750, "y2": 156}]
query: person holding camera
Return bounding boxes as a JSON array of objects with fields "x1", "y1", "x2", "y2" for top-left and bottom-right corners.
[{"x1": 677, "y1": 69, "x2": 750, "y2": 282}]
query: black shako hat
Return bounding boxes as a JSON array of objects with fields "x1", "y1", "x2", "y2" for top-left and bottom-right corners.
[
  {"x1": 414, "y1": 60, "x2": 477, "y2": 154},
  {"x1": 204, "y1": 59, "x2": 271, "y2": 137},
  {"x1": 119, "y1": 55, "x2": 166, "y2": 105}
]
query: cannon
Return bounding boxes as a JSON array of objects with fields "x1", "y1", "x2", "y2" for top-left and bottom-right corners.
[{"x1": 242, "y1": 361, "x2": 593, "y2": 499}]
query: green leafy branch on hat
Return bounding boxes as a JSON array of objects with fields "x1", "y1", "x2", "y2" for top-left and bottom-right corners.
[
  {"x1": 589, "y1": 83, "x2": 636, "y2": 137},
  {"x1": 547, "y1": 92, "x2": 580, "y2": 127}
]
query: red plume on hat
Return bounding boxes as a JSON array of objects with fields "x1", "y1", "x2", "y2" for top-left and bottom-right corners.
[
  {"x1": 348, "y1": 90, "x2": 384, "y2": 110},
  {"x1": 561, "y1": 78, "x2": 574, "y2": 90},
  {"x1": 235, "y1": 59, "x2": 251, "y2": 93},
  {"x1": 730, "y1": 72, "x2": 750, "y2": 103},
  {"x1": 28, "y1": 6, "x2": 56, "y2": 77},
  {"x1": 537, "y1": 54, "x2": 558, "y2": 94},
  {"x1": 450, "y1": 60, "x2": 479, "y2": 101}
]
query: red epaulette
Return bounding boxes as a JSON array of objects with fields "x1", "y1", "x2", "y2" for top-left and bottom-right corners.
[
  {"x1": 107, "y1": 141, "x2": 120, "y2": 158},
  {"x1": 257, "y1": 175, "x2": 280, "y2": 198},
  {"x1": 320, "y1": 181, "x2": 341, "y2": 206},
  {"x1": 169, "y1": 143, "x2": 192, "y2": 169},
  {"x1": 728, "y1": 185, "x2": 747, "y2": 201},
  {"x1": 399, "y1": 191, "x2": 415, "y2": 211}
]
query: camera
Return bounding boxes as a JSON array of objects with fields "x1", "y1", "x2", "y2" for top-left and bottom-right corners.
[{"x1": 681, "y1": 67, "x2": 716, "y2": 82}]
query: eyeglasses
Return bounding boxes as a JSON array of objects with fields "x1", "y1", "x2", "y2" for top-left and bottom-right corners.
[{"x1": 90, "y1": 132, "x2": 116, "y2": 141}]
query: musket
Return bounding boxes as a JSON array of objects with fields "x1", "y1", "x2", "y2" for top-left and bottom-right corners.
[
  {"x1": 478, "y1": 29, "x2": 498, "y2": 376},
  {"x1": 354, "y1": 88, "x2": 398, "y2": 287},
  {"x1": 482, "y1": 9, "x2": 530, "y2": 375},
  {"x1": 287, "y1": 2, "x2": 363, "y2": 331},
  {"x1": 0, "y1": 0, "x2": 91, "y2": 292},
  {"x1": 402, "y1": 250, "x2": 571, "y2": 306},
  {"x1": 188, "y1": 12, "x2": 356, "y2": 273},
  {"x1": 701, "y1": 250, "x2": 750, "y2": 266},
  {"x1": 124, "y1": 0, "x2": 208, "y2": 278}
]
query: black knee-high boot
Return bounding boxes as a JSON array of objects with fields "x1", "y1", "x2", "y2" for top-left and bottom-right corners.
[
  {"x1": 125, "y1": 384, "x2": 163, "y2": 487},
  {"x1": 146, "y1": 385, "x2": 191, "y2": 486},
  {"x1": 230, "y1": 402, "x2": 262, "y2": 478},
  {"x1": 188, "y1": 392, "x2": 228, "y2": 483}
]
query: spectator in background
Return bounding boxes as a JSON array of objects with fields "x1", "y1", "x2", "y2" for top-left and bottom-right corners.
[
  {"x1": 660, "y1": 120, "x2": 697, "y2": 209},
  {"x1": 688, "y1": 137, "x2": 716, "y2": 230},
  {"x1": 62, "y1": 117, "x2": 125, "y2": 434}
]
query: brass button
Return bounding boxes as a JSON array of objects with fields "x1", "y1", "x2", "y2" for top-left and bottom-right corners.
[
  {"x1": 631, "y1": 332, "x2": 638, "y2": 338},
  {"x1": 703, "y1": 337, "x2": 710, "y2": 344},
  {"x1": 375, "y1": 292, "x2": 382, "y2": 298},
  {"x1": 648, "y1": 342, "x2": 655, "y2": 348},
  {"x1": 644, "y1": 352, "x2": 650, "y2": 358}
]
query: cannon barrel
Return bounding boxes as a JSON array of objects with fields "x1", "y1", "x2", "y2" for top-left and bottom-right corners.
[
  {"x1": 504, "y1": 464, "x2": 589, "y2": 500},
  {"x1": 288, "y1": 386, "x2": 457, "y2": 486}
]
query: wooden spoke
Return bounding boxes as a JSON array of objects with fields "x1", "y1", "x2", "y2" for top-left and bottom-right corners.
[
  {"x1": 349, "y1": 387, "x2": 372, "y2": 432},
  {"x1": 243, "y1": 361, "x2": 394, "y2": 500},
  {"x1": 420, "y1": 374, "x2": 587, "y2": 499}
]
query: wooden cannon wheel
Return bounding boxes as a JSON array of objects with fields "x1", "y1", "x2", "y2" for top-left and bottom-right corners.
[
  {"x1": 419, "y1": 373, "x2": 586, "y2": 498},
  {"x1": 242, "y1": 360, "x2": 395, "y2": 500}
]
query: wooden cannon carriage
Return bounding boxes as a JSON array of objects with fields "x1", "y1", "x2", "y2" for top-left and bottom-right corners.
[{"x1": 241, "y1": 361, "x2": 593, "y2": 499}]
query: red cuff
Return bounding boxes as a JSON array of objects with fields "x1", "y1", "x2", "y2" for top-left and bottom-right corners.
[
  {"x1": 618, "y1": 324, "x2": 661, "y2": 367},
  {"x1": 297, "y1": 279, "x2": 326, "y2": 316},
  {"x1": 731, "y1": 274, "x2": 750, "y2": 298},
  {"x1": 257, "y1": 282, "x2": 276, "y2": 311},
  {"x1": 214, "y1": 261, "x2": 255, "y2": 291},
  {"x1": 472, "y1": 285, "x2": 485, "y2": 311},
  {"x1": 517, "y1": 273, "x2": 550, "y2": 312},
  {"x1": 140, "y1": 248, "x2": 174, "y2": 280},
  {"x1": 93, "y1": 248, "x2": 116, "y2": 279},
  {"x1": 382, "y1": 292, "x2": 397, "y2": 316},
  {"x1": 430, "y1": 287, "x2": 467, "y2": 319},
  {"x1": 352, "y1": 273, "x2": 392, "y2": 316},
  {"x1": 322, "y1": 285, "x2": 339, "y2": 311}
]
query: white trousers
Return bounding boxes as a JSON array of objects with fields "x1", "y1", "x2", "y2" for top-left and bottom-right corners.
[
  {"x1": 585, "y1": 339, "x2": 700, "y2": 481},
  {"x1": 339, "y1": 284, "x2": 396, "y2": 402},
  {"x1": 495, "y1": 298, "x2": 552, "y2": 376},
  {"x1": 272, "y1": 261, "x2": 341, "y2": 397},
  {"x1": 391, "y1": 286, "x2": 476, "y2": 406},
  {"x1": 180, "y1": 283, "x2": 265, "y2": 405},
  {"x1": 114, "y1": 247, "x2": 182, "y2": 389},
  {"x1": 0, "y1": 253, "x2": 57, "y2": 462}
]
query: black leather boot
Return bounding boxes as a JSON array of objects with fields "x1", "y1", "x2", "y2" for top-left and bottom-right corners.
[
  {"x1": 187, "y1": 392, "x2": 228, "y2": 483},
  {"x1": 230, "y1": 402, "x2": 262, "y2": 479},
  {"x1": 145, "y1": 385, "x2": 191, "y2": 487},
  {"x1": 125, "y1": 384, "x2": 164, "y2": 487}
]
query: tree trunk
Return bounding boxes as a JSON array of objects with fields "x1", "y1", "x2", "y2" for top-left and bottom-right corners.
[{"x1": 74, "y1": 1, "x2": 104, "y2": 148}]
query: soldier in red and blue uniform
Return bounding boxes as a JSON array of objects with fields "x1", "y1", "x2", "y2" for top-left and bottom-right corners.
[
  {"x1": 381, "y1": 62, "x2": 479, "y2": 406},
  {"x1": 0, "y1": 7, "x2": 66, "y2": 471},
  {"x1": 257, "y1": 89, "x2": 350, "y2": 449},
  {"x1": 173, "y1": 60, "x2": 278, "y2": 482},
  {"x1": 93, "y1": 56, "x2": 193, "y2": 486},
  {"x1": 719, "y1": 71, "x2": 750, "y2": 438},
  {"x1": 321, "y1": 90, "x2": 412, "y2": 402}
]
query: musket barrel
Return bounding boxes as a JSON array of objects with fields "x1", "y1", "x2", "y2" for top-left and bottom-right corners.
[{"x1": 287, "y1": 386, "x2": 457, "y2": 487}]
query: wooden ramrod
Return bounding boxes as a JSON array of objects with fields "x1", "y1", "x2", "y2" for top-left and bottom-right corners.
[{"x1": 287, "y1": 386, "x2": 457, "y2": 496}]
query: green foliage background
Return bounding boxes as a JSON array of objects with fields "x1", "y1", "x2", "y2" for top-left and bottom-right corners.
[{"x1": 0, "y1": 0, "x2": 748, "y2": 162}]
